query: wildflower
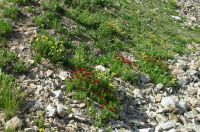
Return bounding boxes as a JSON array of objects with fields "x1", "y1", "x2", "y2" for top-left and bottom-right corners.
[
  {"x1": 95, "y1": 79, "x2": 100, "y2": 84},
  {"x1": 79, "y1": 68, "x2": 85, "y2": 72},
  {"x1": 99, "y1": 105, "x2": 104, "y2": 110},
  {"x1": 109, "y1": 108, "x2": 115, "y2": 113},
  {"x1": 86, "y1": 75, "x2": 91, "y2": 79},
  {"x1": 39, "y1": 128, "x2": 44, "y2": 132}
]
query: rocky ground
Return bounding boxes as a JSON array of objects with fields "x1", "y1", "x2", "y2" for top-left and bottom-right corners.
[
  {"x1": 176, "y1": 0, "x2": 200, "y2": 26},
  {"x1": 0, "y1": 0, "x2": 200, "y2": 132}
]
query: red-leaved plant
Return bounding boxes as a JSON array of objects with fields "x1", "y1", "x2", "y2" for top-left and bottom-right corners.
[{"x1": 65, "y1": 68, "x2": 120, "y2": 123}]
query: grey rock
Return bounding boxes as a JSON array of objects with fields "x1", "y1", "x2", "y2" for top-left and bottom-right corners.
[
  {"x1": 196, "y1": 107, "x2": 200, "y2": 113},
  {"x1": 19, "y1": 45, "x2": 25, "y2": 51},
  {"x1": 95, "y1": 65, "x2": 109, "y2": 72},
  {"x1": 111, "y1": 121, "x2": 132, "y2": 129},
  {"x1": 178, "y1": 100, "x2": 190, "y2": 113},
  {"x1": 155, "y1": 94, "x2": 162, "y2": 103},
  {"x1": 30, "y1": 83, "x2": 36, "y2": 89},
  {"x1": 118, "y1": 86, "x2": 126, "y2": 101},
  {"x1": 186, "y1": 123, "x2": 200, "y2": 132},
  {"x1": 197, "y1": 89, "x2": 200, "y2": 96},
  {"x1": 179, "y1": 116, "x2": 189, "y2": 125},
  {"x1": 155, "y1": 114, "x2": 168, "y2": 123},
  {"x1": 156, "y1": 83, "x2": 164, "y2": 90},
  {"x1": 78, "y1": 103, "x2": 85, "y2": 108},
  {"x1": 51, "y1": 90, "x2": 63, "y2": 99},
  {"x1": 190, "y1": 98, "x2": 198, "y2": 107},
  {"x1": 172, "y1": 15, "x2": 181, "y2": 21},
  {"x1": 56, "y1": 102, "x2": 68, "y2": 117},
  {"x1": 133, "y1": 88, "x2": 143, "y2": 99},
  {"x1": 46, "y1": 70, "x2": 53, "y2": 77},
  {"x1": 161, "y1": 97, "x2": 177, "y2": 109},
  {"x1": 187, "y1": 86, "x2": 198, "y2": 95},
  {"x1": 158, "y1": 121, "x2": 177, "y2": 131},
  {"x1": 35, "y1": 85, "x2": 43, "y2": 95},
  {"x1": 30, "y1": 101, "x2": 44, "y2": 112},
  {"x1": 184, "y1": 110, "x2": 198, "y2": 119},
  {"x1": 187, "y1": 69, "x2": 197, "y2": 76},
  {"x1": 127, "y1": 105, "x2": 134, "y2": 114},
  {"x1": 139, "y1": 128, "x2": 154, "y2": 132},
  {"x1": 59, "y1": 70, "x2": 70, "y2": 80},
  {"x1": 139, "y1": 74, "x2": 151, "y2": 84},
  {"x1": 24, "y1": 128, "x2": 34, "y2": 132},
  {"x1": 5, "y1": 116, "x2": 22, "y2": 130},
  {"x1": 46, "y1": 104, "x2": 56, "y2": 117},
  {"x1": 167, "y1": 128, "x2": 177, "y2": 132}
]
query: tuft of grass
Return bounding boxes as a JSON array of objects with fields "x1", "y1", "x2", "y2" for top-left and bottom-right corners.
[
  {"x1": 11, "y1": 0, "x2": 35, "y2": 5},
  {"x1": 70, "y1": 45, "x2": 86, "y2": 68},
  {"x1": 0, "y1": 19, "x2": 12, "y2": 36},
  {"x1": 3, "y1": 5, "x2": 19, "y2": 20},
  {"x1": 0, "y1": 72, "x2": 24, "y2": 119},
  {"x1": 33, "y1": 12, "x2": 61, "y2": 29},
  {"x1": 3, "y1": 128, "x2": 15, "y2": 132},
  {"x1": 35, "y1": 111, "x2": 45, "y2": 129},
  {"x1": 0, "y1": 49, "x2": 27, "y2": 74},
  {"x1": 40, "y1": 0, "x2": 65, "y2": 14}
]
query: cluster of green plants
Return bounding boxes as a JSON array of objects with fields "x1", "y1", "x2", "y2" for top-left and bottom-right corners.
[
  {"x1": 6, "y1": 0, "x2": 35, "y2": 5},
  {"x1": 0, "y1": 0, "x2": 21, "y2": 20},
  {"x1": 35, "y1": 111, "x2": 45, "y2": 129},
  {"x1": 63, "y1": 0, "x2": 200, "y2": 85},
  {"x1": 32, "y1": 34, "x2": 73, "y2": 63},
  {"x1": 33, "y1": 12, "x2": 61, "y2": 29},
  {"x1": 0, "y1": 72, "x2": 24, "y2": 118},
  {"x1": 65, "y1": 68, "x2": 120, "y2": 127},
  {"x1": 0, "y1": 49, "x2": 28, "y2": 74},
  {"x1": 0, "y1": 19, "x2": 12, "y2": 36}
]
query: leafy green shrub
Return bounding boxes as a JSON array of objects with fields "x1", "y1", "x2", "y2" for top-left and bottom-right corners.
[
  {"x1": 33, "y1": 12, "x2": 60, "y2": 29},
  {"x1": 40, "y1": 0, "x2": 64, "y2": 14},
  {"x1": 0, "y1": 37, "x2": 7, "y2": 48},
  {"x1": 0, "y1": 19, "x2": 12, "y2": 36},
  {"x1": 0, "y1": 49, "x2": 27, "y2": 74},
  {"x1": 32, "y1": 35, "x2": 66, "y2": 62},
  {"x1": 67, "y1": 9, "x2": 103, "y2": 28},
  {"x1": 0, "y1": 72, "x2": 24, "y2": 118}
]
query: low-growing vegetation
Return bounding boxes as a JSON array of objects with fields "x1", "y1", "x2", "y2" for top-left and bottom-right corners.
[
  {"x1": 0, "y1": 49, "x2": 28, "y2": 74},
  {"x1": 29, "y1": 0, "x2": 200, "y2": 126},
  {"x1": 65, "y1": 68, "x2": 120, "y2": 126},
  {"x1": 0, "y1": 0, "x2": 200, "y2": 129},
  {"x1": 0, "y1": 72, "x2": 24, "y2": 119},
  {"x1": 0, "y1": 19, "x2": 12, "y2": 36},
  {"x1": 0, "y1": 0, "x2": 27, "y2": 121}
]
